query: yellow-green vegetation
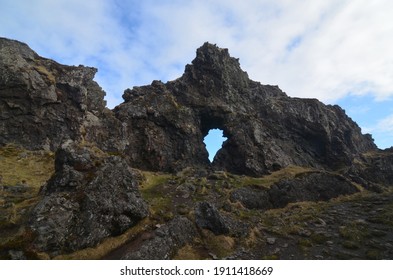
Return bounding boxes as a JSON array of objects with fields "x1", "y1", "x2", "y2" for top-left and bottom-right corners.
[
  {"x1": 339, "y1": 221, "x2": 370, "y2": 243},
  {"x1": 33, "y1": 65, "x2": 56, "y2": 84},
  {"x1": 0, "y1": 144, "x2": 55, "y2": 259},
  {"x1": 260, "y1": 201, "x2": 324, "y2": 235},
  {"x1": 202, "y1": 229, "x2": 235, "y2": 259},
  {"x1": 0, "y1": 144, "x2": 54, "y2": 190},
  {"x1": 229, "y1": 165, "x2": 315, "y2": 189},
  {"x1": 140, "y1": 171, "x2": 174, "y2": 219},
  {"x1": 53, "y1": 218, "x2": 152, "y2": 260},
  {"x1": 173, "y1": 244, "x2": 204, "y2": 260},
  {"x1": 244, "y1": 227, "x2": 263, "y2": 248}
]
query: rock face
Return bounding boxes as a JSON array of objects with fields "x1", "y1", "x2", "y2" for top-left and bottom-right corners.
[
  {"x1": 29, "y1": 141, "x2": 149, "y2": 255},
  {"x1": 346, "y1": 149, "x2": 393, "y2": 190},
  {"x1": 0, "y1": 38, "x2": 125, "y2": 152},
  {"x1": 121, "y1": 216, "x2": 196, "y2": 260},
  {"x1": 231, "y1": 172, "x2": 359, "y2": 210},
  {"x1": 114, "y1": 43, "x2": 377, "y2": 175},
  {"x1": 0, "y1": 38, "x2": 377, "y2": 176},
  {"x1": 195, "y1": 201, "x2": 230, "y2": 235}
]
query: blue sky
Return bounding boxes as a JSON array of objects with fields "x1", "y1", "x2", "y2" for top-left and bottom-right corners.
[{"x1": 1, "y1": 0, "x2": 392, "y2": 149}]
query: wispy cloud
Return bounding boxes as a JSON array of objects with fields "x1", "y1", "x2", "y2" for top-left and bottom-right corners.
[
  {"x1": 369, "y1": 114, "x2": 393, "y2": 135},
  {"x1": 1, "y1": 0, "x2": 393, "y2": 110}
]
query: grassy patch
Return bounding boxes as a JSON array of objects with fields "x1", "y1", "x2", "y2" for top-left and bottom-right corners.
[
  {"x1": 53, "y1": 218, "x2": 152, "y2": 260},
  {"x1": 173, "y1": 244, "x2": 203, "y2": 260},
  {"x1": 139, "y1": 172, "x2": 174, "y2": 220},
  {"x1": 339, "y1": 222, "x2": 371, "y2": 249},
  {"x1": 0, "y1": 144, "x2": 54, "y2": 190},
  {"x1": 202, "y1": 230, "x2": 235, "y2": 259},
  {"x1": 229, "y1": 165, "x2": 314, "y2": 189},
  {"x1": 0, "y1": 144, "x2": 55, "y2": 258}
]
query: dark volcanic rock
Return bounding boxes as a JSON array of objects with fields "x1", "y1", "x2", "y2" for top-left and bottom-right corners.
[
  {"x1": 230, "y1": 187, "x2": 272, "y2": 210},
  {"x1": 121, "y1": 216, "x2": 196, "y2": 260},
  {"x1": 0, "y1": 37, "x2": 125, "y2": 152},
  {"x1": 231, "y1": 172, "x2": 359, "y2": 210},
  {"x1": 114, "y1": 42, "x2": 376, "y2": 175},
  {"x1": 268, "y1": 172, "x2": 359, "y2": 208},
  {"x1": 195, "y1": 201, "x2": 230, "y2": 235},
  {"x1": 29, "y1": 141, "x2": 149, "y2": 256},
  {"x1": 346, "y1": 149, "x2": 393, "y2": 190},
  {"x1": 0, "y1": 38, "x2": 377, "y2": 176}
]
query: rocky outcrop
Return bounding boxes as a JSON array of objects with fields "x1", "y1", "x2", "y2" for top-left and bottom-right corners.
[
  {"x1": 231, "y1": 172, "x2": 359, "y2": 210},
  {"x1": 346, "y1": 149, "x2": 393, "y2": 190},
  {"x1": 114, "y1": 43, "x2": 377, "y2": 175},
  {"x1": 0, "y1": 38, "x2": 377, "y2": 176},
  {"x1": 195, "y1": 201, "x2": 230, "y2": 235},
  {"x1": 121, "y1": 216, "x2": 196, "y2": 260},
  {"x1": 29, "y1": 141, "x2": 149, "y2": 256},
  {"x1": 0, "y1": 37, "x2": 125, "y2": 152}
]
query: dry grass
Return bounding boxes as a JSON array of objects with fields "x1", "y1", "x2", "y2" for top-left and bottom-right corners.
[
  {"x1": 0, "y1": 144, "x2": 54, "y2": 190},
  {"x1": 33, "y1": 65, "x2": 56, "y2": 84},
  {"x1": 202, "y1": 229, "x2": 235, "y2": 259},
  {"x1": 53, "y1": 218, "x2": 152, "y2": 260},
  {"x1": 230, "y1": 165, "x2": 314, "y2": 189},
  {"x1": 173, "y1": 244, "x2": 203, "y2": 260}
]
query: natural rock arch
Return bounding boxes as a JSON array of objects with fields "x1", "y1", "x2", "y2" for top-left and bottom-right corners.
[
  {"x1": 114, "y1": 43, "x2": 375, "y2": 176},
  {"x1": 0, "y1": 38, "x2": 376, "y2": 176}
]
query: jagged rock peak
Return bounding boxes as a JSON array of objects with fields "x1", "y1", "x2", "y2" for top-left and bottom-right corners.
[
  {"x1": 189, "y1": 42, "x2": 246, "y2": 75},
  {"x1": 182, "y1": 42, "x2": 250, "y2": 96}
]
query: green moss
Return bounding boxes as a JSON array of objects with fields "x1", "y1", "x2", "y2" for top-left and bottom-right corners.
[{"x1": 139, "y1": 172, "x2": 175, "y2": 220}]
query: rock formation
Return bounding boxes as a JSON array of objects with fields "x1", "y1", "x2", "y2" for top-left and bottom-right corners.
[
  {"x1": 231, "y1": 171, "x2": 359, "y2": 210},
  {"x1": 1, "y1": 38, "x2": 377, "y2": 176},
  {"x1": 0, "y1": 37, "x2": 392, "y2": 260},
  {"x1": 29, "y1": 141, "x2": 149, "y2": 256},
  {"x1": 115, "y1": 43, "x2": 376, "y2": 175},
  {"x1": 0, "y1": 38, "x2": 125, "y2": 152}
]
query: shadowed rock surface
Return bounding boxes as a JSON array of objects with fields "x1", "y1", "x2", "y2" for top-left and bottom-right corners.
[
  {"x1": 231, "y1": 172, "x2": 359, "y2": 210},
  {"x1": 121, "y1": 216, "x2": 196, "y2": 260},
  {"x1": 195, "y1": 201, "x2": 230, "y2": 235},
  {"x1": 0, "y1": 38, "x2": 126, "y2": 153},
  {"x1": 29, "y1": 141, "x2": 148, "y2": 256},
  {"x1": 114, "y1": 43, "x2": 377, "y2": 176}
]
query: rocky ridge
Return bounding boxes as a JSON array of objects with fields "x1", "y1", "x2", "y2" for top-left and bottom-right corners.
[{"x1": 0, "y1": 37, "x2": 392, "y2": 260}]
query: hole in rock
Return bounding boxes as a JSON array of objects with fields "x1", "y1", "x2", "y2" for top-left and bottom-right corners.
[{"x1": 203, "y1": 129, "x2": 227, "y2": 162}]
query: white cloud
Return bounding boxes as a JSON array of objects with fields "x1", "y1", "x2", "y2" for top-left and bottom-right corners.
[
  {"x1": 375, "y1": 114, "x2": 393, "y2": 134},
  {"x1": 1, "y1": 0, "x2": 393, "y2": 109}
]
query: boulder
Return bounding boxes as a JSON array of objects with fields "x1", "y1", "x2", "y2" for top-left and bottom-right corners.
[
  {"x1": 268, "y1": 172, "x2": 359, "y2": 208},
  {"x1": 29, "y1": 141, "x2": 149, "y2": 256},
  {"x1": 122, "y1": 216, "x2": 196, "y2": 260},
  {"x1": 346, "y1": 149, "x2": 393, "y2": 189},
  {"x1": 231, "y1": 172, "x2": 359, "y2": 210},
  {"x1": 195, "y1": 201, "x2": 230, "y2": 235}
]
